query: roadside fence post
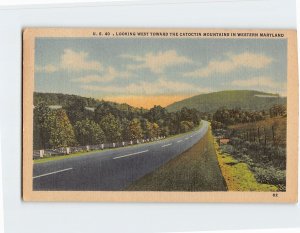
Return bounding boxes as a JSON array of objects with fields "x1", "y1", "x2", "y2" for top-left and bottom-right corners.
[{"x1": 39, "y1": 149, "x2": 44, "y2": 158}]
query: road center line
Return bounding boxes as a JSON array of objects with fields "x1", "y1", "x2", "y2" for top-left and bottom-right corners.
[
  {"x1": 113, "y1": 150, "x2": 149, "y2": 159},
  {"x1": 177, "y1": 140, "x2": 183, "y2": 143},
  {"x1": 162, "y1": 143, "x2": 172, "y2": 148},
  {"x1": 33, "y1": 168, "x2": 73, "y2": 179}
]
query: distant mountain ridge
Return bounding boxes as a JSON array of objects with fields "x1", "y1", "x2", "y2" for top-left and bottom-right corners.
[{"x1": 166, "y1": 90, "x2": 286, "y2": 113}]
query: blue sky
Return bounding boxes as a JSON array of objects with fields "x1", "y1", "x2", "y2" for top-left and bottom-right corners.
[{"x1": 34, "y1": 37, "x2": 287, "y2": 108}]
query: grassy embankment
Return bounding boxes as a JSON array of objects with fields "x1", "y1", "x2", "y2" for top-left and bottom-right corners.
[
  {"x1": 215, "y1": 141, "x2": 278, "y2": 191},
  {"x1": 127, "y1": 128, "x2": 227, "y2": 191},
  {"x1": 34, "y1": 122, "x2": 203, "y2": 164}
]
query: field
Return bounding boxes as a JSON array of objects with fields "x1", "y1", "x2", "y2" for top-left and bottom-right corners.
[
  {"x1": 228, "y1": 116, "x2": 286, "y2": 147},
  {"x1": 214, "y1": 116, "x2": 287, "y2": 191}
]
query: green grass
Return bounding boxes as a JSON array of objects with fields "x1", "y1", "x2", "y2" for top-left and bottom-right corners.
[
  {"x1": 126, "y1": 127, "x2": 227, "y2": 191},
  {"x1": 34, "y1": 122, "x2": 204, "y2": 164},
  {"x1": 215, "y1": 141, "x2": 278, "y2": 191},
  {"x1": 34, "y1": 150, "x2": 105, "y2": 164}
]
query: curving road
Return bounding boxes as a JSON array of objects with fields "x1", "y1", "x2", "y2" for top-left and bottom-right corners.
[{"x1": 33, "y1": 121, "x2": 210, "y2": 191}]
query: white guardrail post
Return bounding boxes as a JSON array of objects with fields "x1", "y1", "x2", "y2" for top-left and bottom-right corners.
[
  {"x1": 34, "y1": 132, "x2": 175, "y2": 158},
  {"x1": 39, "y1": 149, "x2": 44, "y2": 158}
]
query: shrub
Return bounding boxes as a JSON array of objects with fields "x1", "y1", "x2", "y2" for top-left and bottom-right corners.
[
  {"x1": 253, "y1": 166, "x2": 286, "y2": 187},
  {"x1": 220, "y1": 144, "x2": 235, "y2": 154},
  {"x1": 240, "y1": 154, "x2": 254, "y2": 166}
]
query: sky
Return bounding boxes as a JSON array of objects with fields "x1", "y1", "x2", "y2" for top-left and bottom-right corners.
[{"x1": 35, "y1": 37, "x2": 287, "y2": 109}]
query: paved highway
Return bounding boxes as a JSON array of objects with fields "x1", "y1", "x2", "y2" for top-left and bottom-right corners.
[{"x1": 33, "y1": 121, "x2": 215, "y2": 191}]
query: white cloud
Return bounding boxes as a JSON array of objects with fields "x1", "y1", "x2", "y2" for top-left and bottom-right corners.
[
  {"x1": 82, "y1": 79, "x2": 210, "y2": 95},
  {"x1": 73, "y1": 66, "x2": 132, "y2": 83},
  {"x1": 60, "y1": 49, "x2": 102, "y2": 71},
  {"x1": 36, "y1": 64, "x2": 58, "y2": 73},
  {"x1": 184, "y1": 52, "x2": 273, "y2": 77},
  {"x1": 120, "y1": 50, "x2": 192, "y2": 73},
  {"x1": 35, "y1": 49, "x2": 103, "y2": 73},
  {"x1": 231, "y1": 76, "x2": 280, "y2": 88},
  {"x1": 231, "y1": 76, "x2": 286, "y2": 96}
]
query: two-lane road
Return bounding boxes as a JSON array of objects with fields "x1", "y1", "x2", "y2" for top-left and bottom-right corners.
[{"x1": 33, "y1": 121, "x2": 210, "y2": 191}]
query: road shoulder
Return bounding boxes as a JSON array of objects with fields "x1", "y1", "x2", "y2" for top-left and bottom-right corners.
[{"x1": 126, "y1": 127, "x2": 227, "y2": 191}]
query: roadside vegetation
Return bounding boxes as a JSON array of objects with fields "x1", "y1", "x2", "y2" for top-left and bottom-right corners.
[
  {"x1": 127, "y1": 129, "x2": 227, "y2": 191},
  {"x1": 215, "y1": 140, "x2": 278, "y2": 191},
  {"x1": 34, "y1": 92, "x2": 202, "y2": 151},
  {"x1": 212, "y1": 104, "x2": 287, "y2": 191}
]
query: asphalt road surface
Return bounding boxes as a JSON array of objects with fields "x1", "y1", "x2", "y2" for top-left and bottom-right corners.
[{"x1": 33, "y1": 121, "x2": 214, "y2": 191}]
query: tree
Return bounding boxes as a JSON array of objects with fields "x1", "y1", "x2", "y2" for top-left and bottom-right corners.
[
  {"x1": 180, "y1": 121, "x2": 194, "y2": 133},
  {"x1": 144, "y1": 105, "x2": 167, "y2": 122},
  {"x1": 74, "y1": 119, "x2": 105, "y2": 146},
  {"x1": 33, "y1": 102, "x2": 52, "y2": 149},
  {"x1": 143, "y1": 120, "x2": 161, "y2": 138},
  {"x1": 152, "y1": 122, "x2": 160, "y2": 137},
  {"x1": 65, "y1": 97, "x2": 87, "y2": 124},
  {"x1": 270, "y1": 104, "x2": 286, "y2": 117},
  {"x1": 160, "y1": 126, "x2": 170, "y2": 137},
  {"x1": 99, "y1": 113, "x2": 122, "y2": 142},
  {"x1": 94, "y1": 101, "x2": 115, "y2": 122},
  {"x1": 129, "y1": 118, "x2": 143, "y2": 140},
  {"x1": 121, "y1": 118, "x2": 131, "y2": 141},
  {"x1": 143, "y1": 119, "x2": 154, "y2": 139},
  {"x1": 48, "y1": 109, "x2": 77, "y2": 148}
]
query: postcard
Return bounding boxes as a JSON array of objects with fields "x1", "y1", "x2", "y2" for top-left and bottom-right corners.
[{"x1": 22, "y1": 28, "x2": 298, "y2": 202}]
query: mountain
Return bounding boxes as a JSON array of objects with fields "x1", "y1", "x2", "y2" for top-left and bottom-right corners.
[{"x1": 166, "y1": 90, "x2": 286, "y2": 113}]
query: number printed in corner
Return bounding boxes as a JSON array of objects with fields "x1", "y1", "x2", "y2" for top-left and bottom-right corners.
[{"x1": 272, "y1": 193, "x2": 279, "y2": 198}]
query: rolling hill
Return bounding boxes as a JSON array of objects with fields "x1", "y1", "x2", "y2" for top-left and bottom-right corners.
[
  {"x1": 34, "y1": 92, "x2": 147, "y2": 113},
  {"x1": 166, "y1": 90, "x2": 286, "y2": 113}
]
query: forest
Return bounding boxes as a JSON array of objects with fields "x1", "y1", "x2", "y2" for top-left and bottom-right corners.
[
  {"x1": 33, "y1": 93, "x2": 202, "y2": 150},
  {"x1": 211, "y1": 104, "x2": 286, "y2": 129}
]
